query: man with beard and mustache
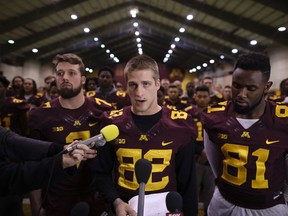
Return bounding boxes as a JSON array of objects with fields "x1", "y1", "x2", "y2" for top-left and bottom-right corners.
[
  {"x1": 201, "y1": 52, "x2": 288, "y2": 216},
  {"x1": 27, "y1": 53, "x2": 112, "y2": 216}
]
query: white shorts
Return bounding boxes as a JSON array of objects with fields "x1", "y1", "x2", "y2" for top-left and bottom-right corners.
[{"x1": 208, "y1": 187, "x2": 288, "y2": 216}]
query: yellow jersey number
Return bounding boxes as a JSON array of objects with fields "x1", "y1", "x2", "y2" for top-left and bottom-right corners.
[
  {"x1": 116, "y1": 148, "x2": 172, "y2": 191},
  {"x1": 221, "y1": 143, "x2": 269, "y2": 188}
]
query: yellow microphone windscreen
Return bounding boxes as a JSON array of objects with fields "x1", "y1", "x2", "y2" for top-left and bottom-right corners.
[{"x1": 100, "y1": 124, "x2": 119, "y2": 142}]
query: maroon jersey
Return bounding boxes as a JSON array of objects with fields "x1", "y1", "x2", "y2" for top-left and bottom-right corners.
[
  {"x1": 28, "y1": 97, "x2": 104, "y2": 214},
  {"x1": 163, "y1": 97, "x2": 190, "y2": 110},
  {"x1": 86, "y1": 89, "x2": 130, "y2": 110},
  {"x1": 0, "y1": 97, "x2": 29, "y2": 135},
  {"x1": 95, "y1": 106, "x2": 197, "y2": 215},
  {"x1": 202, "y1": 100, "x2": 288, "y2": 209}
]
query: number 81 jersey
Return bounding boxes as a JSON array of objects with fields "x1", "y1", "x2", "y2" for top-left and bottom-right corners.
[{"x1": 202, "y1": 100, "x2": 288, "y2": 209}]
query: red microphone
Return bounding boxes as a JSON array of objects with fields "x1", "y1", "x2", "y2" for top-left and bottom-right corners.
[{"x1": 165, "y1": 191, "x2": 183, "y2": 216}]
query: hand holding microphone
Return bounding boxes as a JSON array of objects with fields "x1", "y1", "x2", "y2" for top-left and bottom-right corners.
[
  {"x1": 63, "y1": 124, "x2": 119, "y2": 154},
  {"x1": 62, "y1": 124, "x2": 119, "y2": 168}
]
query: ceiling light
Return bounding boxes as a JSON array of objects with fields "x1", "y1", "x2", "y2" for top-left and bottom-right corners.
[
  {"x1": 71, "y1": 14, "x2": 77, "y2": 20},
  {"x1": 130, "y1": 8, "x2": 138, "y2": 18},
  {"x1": 135, "y1": 31, "x2": 140, "y2": 36},
  {"x1": 136, "y1": 38, "x2": 141, "y2": 42},
  {"x1": 250, "y1": 40, "x2": 257, "y2": 45},
  {"x1": 110, "y1": 54, "x2": 114, "y2": 58},
  {"x1": 138, "y1": 49, "x2": 143, "y2": 55},
  {"x1": 179, "y1": 27, "x2": 185, "y2": 33},
  {"x1": 84, "y1": 27, "x2": 90, "y2": 33},
  {"x1": 101, "y1": 44, "x2": 105, "y2": 48},
  {"x1": 113, "y1": 57, "x2": 119, "y2": 62},
  {"x1": 32, "y1": 48, "x2": 38, "y2": 53},
  {"x1": 85, "y1": 68, "x2": 89, "y2": 71},
  {"x1": 209, "y1": 59, "x2": 215, "y2": 64},
  {"x1": 232, "y1": 48, "x2": 238, "y2": 54},
  {"x1": 166, "y1": 54, "x2": 170, "y2": 58},
  {"x1": 174, "y1": 37, "x2": 180, "y2": 42},
  {"x1": 192, "y1": 68, "x2": 196, "y2": 72},
  {"x1": 203, "y1": 63, "x2": 208, "y2": 67},
  {"x1": 170, "y1": 44, "x2": 176, "y2": 49},
  {"x1": 196, "y1": 66, "x2": 201, "y2": 70},
  {"x1": 168, "y1": 49, "x2": 173, "y2": 54},
  {"x1": 187, "y1": 14, "x2": 193, "y2": 20},
  {"x1": 94, "y1": 37, "x2": 99, "y2": 41},
  {"x1": 106, "y1": 49, "x2": 110, "y2": 53},
  {"x1": 133, "y1": 22, "x2": 138, "y2": 27},
  {"x1": 278, "y1": 26, "x2": 286, "y2": 32},
  {"x1": 89, "y1": 69, "x2": 93, "y2": 73},
  {"x1": 220, "y1": 55, "x2": 224, "y2": 59},
  {"x1": 8, "y1": 40, "x2": 14, "y2": 44},
  {"x1": 137, "y1": 43, "x2": 142, "y2": 48},
  {"x1": 163, "y1": 58, "x2": 168, "y2": 62}
]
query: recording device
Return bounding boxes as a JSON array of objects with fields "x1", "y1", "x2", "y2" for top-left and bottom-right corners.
[
  {"x1": 70, "y1": 201, "x2": 90, "y2": 216},
  {"x1": 165, "y1": 191, "x2": 183, "y2": 216},
  {"x1": 135, "y1": 158, "x2": 152, "y2": 216},
  {"x1": 63, "y1": 124, "x2": 119, "y2": 154}
]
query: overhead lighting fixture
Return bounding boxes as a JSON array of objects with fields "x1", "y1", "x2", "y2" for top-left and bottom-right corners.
[
  {"x1": 278, "y1": 26, "x2": 286, "y2": 32},
  {"x1": 202, "y1": 63, "x2": 208, "y2": 67},
  {"x1": 187, "y1": 14, "x2": 193, "y2": 20},
  {"x1": 209, "y1": 59, "x2": 215, "y2": 64},
  {"x1": 8, "y1": 40, "x2": 14, "y2": 44},
  {"x1": 163, "y1": 58, "x2": 168, "y2": 63},
  {"x1": 71, "y1": 14, "x2": 77, "y2": 20},
  {"x1": 220, "y1": 55, "x2": 225, "y2": 59},
  {"x1": 250, "y1": 40, "x2": 257, "y2": 45},
  {"x1": 110, "y1": 54, "x2": 114, "y2": 58},
  {"x1": 133, "y1": 22, "x2": 139, "y2": 27},
  {"x1": 106, "y1": 49, "x2": 110, "y2": 53},
  {"x1": 89, "y1": 69, "x2": 93, "y2": 73},
  {"x1": 84, "y1": 27, "x2": 90, "y2": 33},
  {"x1": 130, "y1": 8, "x2": 139, "y2": 18},
  {"x1": 137, "y1": 43, "x2": 142, "y2": 48},
  {"x1": 179, "y1": 27, "x2": 185, "y2": 33},
  {"x1": 135, "y1": 31, "x2": 140, "y2": 36},
  {"x1": 196, "y1": 66, "x2": 201, "y2": 70},
  {"x1": 136, "y1": 38, "x2": 141, "y2": 42},
  {"x1": 168, "y1": 49, "x2": 173, "y2": 54},
  {"x1": 94, "y1": 37, "x2": 99, "y2": 41},
  {"x1": 32, "y1": 48, "x2": 38, "y2": 53},
  {"x1": 174, "y1": 37, "x2": 180, "y2": 42},
  {"x1": 232, "y1": 48, "x2": 238, "y2": 54},
  {"x1": 170, "y1": 44, "x2": 176, "y2": 49},
  {"x1": 101, "y1": 44, "x2": 105, "y2": 48}
]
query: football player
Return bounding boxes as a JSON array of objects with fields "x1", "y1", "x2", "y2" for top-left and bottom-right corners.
[{"x1": 202, "y1": 52, "x2": 288, "y2": 215}]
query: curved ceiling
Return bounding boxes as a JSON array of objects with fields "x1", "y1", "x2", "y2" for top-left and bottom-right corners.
[{"x1": 0, "y1": 0, "x2": 287, "y2": 71}]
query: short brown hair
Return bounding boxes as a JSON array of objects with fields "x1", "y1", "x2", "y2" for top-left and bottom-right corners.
[
  {"x1": 52, "y1": 53, "x2": 85, "y2": 76},
  {"x1": 124, "y1": 55, "x2": 159, "y2": 82}
]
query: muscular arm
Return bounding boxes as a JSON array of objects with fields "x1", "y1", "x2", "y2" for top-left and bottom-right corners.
[{"x1": 176, "y1": 139, "x2": 198, "y2": 216}]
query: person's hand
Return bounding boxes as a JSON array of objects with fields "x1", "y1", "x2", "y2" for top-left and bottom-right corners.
[
  {"x1": 113, "y1": 198, "x2": 137, "y2": 216},
  {"x1": 62, "y1": 141, "x2": 97, "y2": 168}
]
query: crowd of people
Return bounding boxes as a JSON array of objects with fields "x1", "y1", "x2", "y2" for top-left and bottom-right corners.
[{"x1": 0, "y1": 51, "x2": 288, "y2": 216}]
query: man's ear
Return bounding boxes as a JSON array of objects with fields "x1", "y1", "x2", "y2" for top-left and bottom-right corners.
[{"x1": 264, "y1": 81, "x2": 273, "y2": 94}]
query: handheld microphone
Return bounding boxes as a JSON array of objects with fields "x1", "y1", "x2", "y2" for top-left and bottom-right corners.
[
  {"x1": 70, "y1": 201, "x2": 90, "y2": 216},
  {"x1": 166, "y1": 191, "x2": 183, "y2": 216},
  {"x1": 135, "y1": 158, "x2": 152, "y2": 216},
  {"x1": 63, "y1": 124, "x2": 119, "y2": 154}
]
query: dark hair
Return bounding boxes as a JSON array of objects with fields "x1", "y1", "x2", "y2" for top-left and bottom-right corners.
[
  {"x1": 84, "y1": 77, "x2": 98, "y2": 91},
  {"x1": 234, "y1": 52, "x2": 271, "y2": 82},
  {"x1": 195, "y1": 85, "x2": 210, "y2": 94},
  {"x1": 19, "y1": 78, "x2": 38, "y2": 98},
  {"x1": 52, "y1": 53, "x2": 85, "y2": 76},
  {"x1": 98, "y1": 66, "x2": 114, "y2": 78},
  {"x1": 12, "y1": 75, "x2": 24, "y2": 87},
  {"x1": 158, "y1": 86, "x2": 165, "y2": 94},
  {"x1": 50, "y1": 80, "x2": 57, "y2": 88},
  {"x1": 0, "y1": 76, "x2": 10, "y2": 88}
]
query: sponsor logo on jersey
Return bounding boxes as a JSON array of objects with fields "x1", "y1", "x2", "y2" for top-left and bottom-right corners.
[
  {"x1": 266, "y1": 139, "x2": 280, "y2": 145},
  {"x1": 162, "y1": 141, "x2": 173, "y2": 146},
  {"x1": 52, "y1": 126, "x2": 64, "y2": 132},
  {"x1": 88, "y1": 122, "x2": 98, "y2": 127},
  {"x1": 115, "y1": 138, "x2": 126, "y2": 144},
  {"x1": 217, "y1": 133, "x2": 228, "y2": 139}
]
